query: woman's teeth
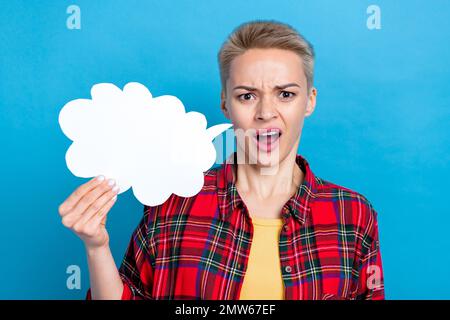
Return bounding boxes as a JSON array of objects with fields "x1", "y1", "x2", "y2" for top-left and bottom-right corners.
[
  {"x1": 261, "y1": 132, "x2": 278, "y2": 137},
  {"x1": 257, "y1": 131, "x2": 280, "y2": 141}
]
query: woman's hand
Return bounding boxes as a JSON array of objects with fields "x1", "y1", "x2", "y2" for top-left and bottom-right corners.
[{"x1": 58, "y1": 176, "x2": 119, "y2": 250}]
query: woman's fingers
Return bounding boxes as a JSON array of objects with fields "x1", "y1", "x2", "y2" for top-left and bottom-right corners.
[
  {"x1": 60, "y1": 176, "x2": 117, "y2": 230},
  {"x1": 59, "y1": 176, "x2": 120, "y2": 249},
  {"x1": 69, "y1": 178, "x2": 116, "y2": 218},
  {"x1": 58, "y1": 176, "x2": 105, "y2": 216},
  {"x1": 74, "y1": 186, "x2": 119, "y2": 227},
  {"x1": 86, "y1": 195, "x2": 117, "y2": 232}
]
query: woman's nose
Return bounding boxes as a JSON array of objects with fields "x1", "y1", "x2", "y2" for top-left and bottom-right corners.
[{"x1": 255, "y1": 100, "x2": 277, "y2": 121}]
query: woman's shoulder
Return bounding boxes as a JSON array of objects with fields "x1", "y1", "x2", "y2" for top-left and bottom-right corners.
[
  {"x1": 315, "y1": 176, "x2": 372, "y2": 202},
  {"x1": 142, "y1": 166, "x2": 222, "y2": 221},
  {"x1": 203, "y1": 164, "x2": 222, "y2": 188},
  {"x1": 313, "y1": 176, "x2": 379, "y2": 227}
]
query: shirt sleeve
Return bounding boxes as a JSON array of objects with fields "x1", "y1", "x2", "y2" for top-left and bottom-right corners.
[
  {"x1": 85, "y1": 205, "x2": 156, "y2": 300},
  {"x1": 356, "y1": 202, "x2": 385, "y2": 300}
]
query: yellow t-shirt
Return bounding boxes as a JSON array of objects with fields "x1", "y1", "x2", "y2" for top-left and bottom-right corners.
[{"x1": 239, "y1": 217, "x2": 285, "y2": 300}]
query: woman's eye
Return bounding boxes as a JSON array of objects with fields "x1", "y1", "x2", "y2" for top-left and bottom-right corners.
[
  {"x1": 238, "y1": 93, "x2": 254, "y2": 101},
  {"x1": 280, "y1": 91, "x2": 296, "y2": 99}
]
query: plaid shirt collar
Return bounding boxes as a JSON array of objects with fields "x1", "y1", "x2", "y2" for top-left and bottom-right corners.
[{"x1": 216, "y1": 152, "x2": 318, "y2": 224}]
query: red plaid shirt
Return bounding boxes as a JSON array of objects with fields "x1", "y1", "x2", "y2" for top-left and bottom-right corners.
[{"x1": 86, "y1": 152, "x2": 384, "y2": 300}]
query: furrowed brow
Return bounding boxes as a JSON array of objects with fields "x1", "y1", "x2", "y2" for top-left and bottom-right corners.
[
  {"x1": 274, "y1": 83, "x2": 301, "y2": 90},
  {"x1": 233, "y1": 83, "x2": 301, "y2": 91},
  {"x1": 233, "y1": 85, "x2": 257, "y2": 91}
]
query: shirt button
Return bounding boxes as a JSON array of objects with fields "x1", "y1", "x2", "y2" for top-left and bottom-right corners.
[
  {"x1": 285, "y1": 266, "x2": 292, "y2": 273},
  {"x1": 283, "y1": 225, "x2": 289, "y2": 232}
]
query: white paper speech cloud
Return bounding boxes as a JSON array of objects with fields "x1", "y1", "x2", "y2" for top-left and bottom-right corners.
[{"x1": 59, "y1": 82, "x2": 232, "y2": 206}]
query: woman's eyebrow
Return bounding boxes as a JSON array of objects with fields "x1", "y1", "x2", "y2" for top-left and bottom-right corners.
[
  {"x1": 233, "y1": 83, "x2": 301, "y2": 91},
  {"x1": 274, "y1": 83, "x2": 301, "y2": 90},
  {"x1": 233, "y1": 85, "x2": 258, "y2": 91}
]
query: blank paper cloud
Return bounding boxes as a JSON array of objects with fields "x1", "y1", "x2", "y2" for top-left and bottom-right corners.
[{"x1": 59, "y1": 82, "x2": 232, "y2": 206}]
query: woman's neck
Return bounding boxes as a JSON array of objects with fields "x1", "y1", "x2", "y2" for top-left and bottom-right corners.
[{"x1": 234, "y1": 148, "x2": 304, "y2": 200}]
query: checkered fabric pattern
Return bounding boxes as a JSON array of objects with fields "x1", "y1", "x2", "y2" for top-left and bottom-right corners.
[{"x1": 87, "y1": 152, "x2": 384, "y2": 300}]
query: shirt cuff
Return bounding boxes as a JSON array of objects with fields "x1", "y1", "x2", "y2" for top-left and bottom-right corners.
[
  {"x1": 121, "y1": 282, "x2": 133, "y2": 299},
  {"x1": 85, "y1": 281, "x2": 133, "y2": 300}
]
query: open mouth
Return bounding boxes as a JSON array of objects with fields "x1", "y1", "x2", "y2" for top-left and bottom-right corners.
[{"x1": 253, "y1": 128, "x2": 282, "y2": 153}]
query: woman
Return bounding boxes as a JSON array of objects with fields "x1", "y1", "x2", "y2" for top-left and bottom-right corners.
[{"x1": 58, "y1": 20, "x2": 384, "y2": 300}]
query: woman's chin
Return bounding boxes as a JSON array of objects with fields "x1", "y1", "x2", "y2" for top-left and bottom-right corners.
[
  {"x1": 249, "y1": 149, "x2": 282, "y2": 168},
  {"x1": 235, "y1": 145, "x2": 283, "y2": 169}
]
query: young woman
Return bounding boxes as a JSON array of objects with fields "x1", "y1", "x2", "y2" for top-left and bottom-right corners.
[{"x1": 58, "y1": 20, "x2": 384, "y2": 300}]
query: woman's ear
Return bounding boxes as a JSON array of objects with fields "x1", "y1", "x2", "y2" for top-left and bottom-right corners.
[
  {"x1": 305, "y1": 87, "x2": 317, "y2": 118},
  {"x1": 220, "y1": 89, "x2": 230, "y2": 119}
]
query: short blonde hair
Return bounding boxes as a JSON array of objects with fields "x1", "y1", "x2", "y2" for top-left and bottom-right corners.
[{"x1": 218, "y1": 20, "x2": 315, "y2": 93}]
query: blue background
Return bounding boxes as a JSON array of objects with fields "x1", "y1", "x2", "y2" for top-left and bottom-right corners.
[{"x1": 0, "y1": 0, "x2": 449, "y2": 299}]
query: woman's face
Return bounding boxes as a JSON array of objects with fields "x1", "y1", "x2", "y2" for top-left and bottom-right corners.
[{"x1": 221, "y1": 48, "x2": 317, "y2": 168}]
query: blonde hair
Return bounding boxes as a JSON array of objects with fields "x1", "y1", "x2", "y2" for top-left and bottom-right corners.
[{"x1": 218, "y1": 20, "x2": 315, "y2": 94}]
